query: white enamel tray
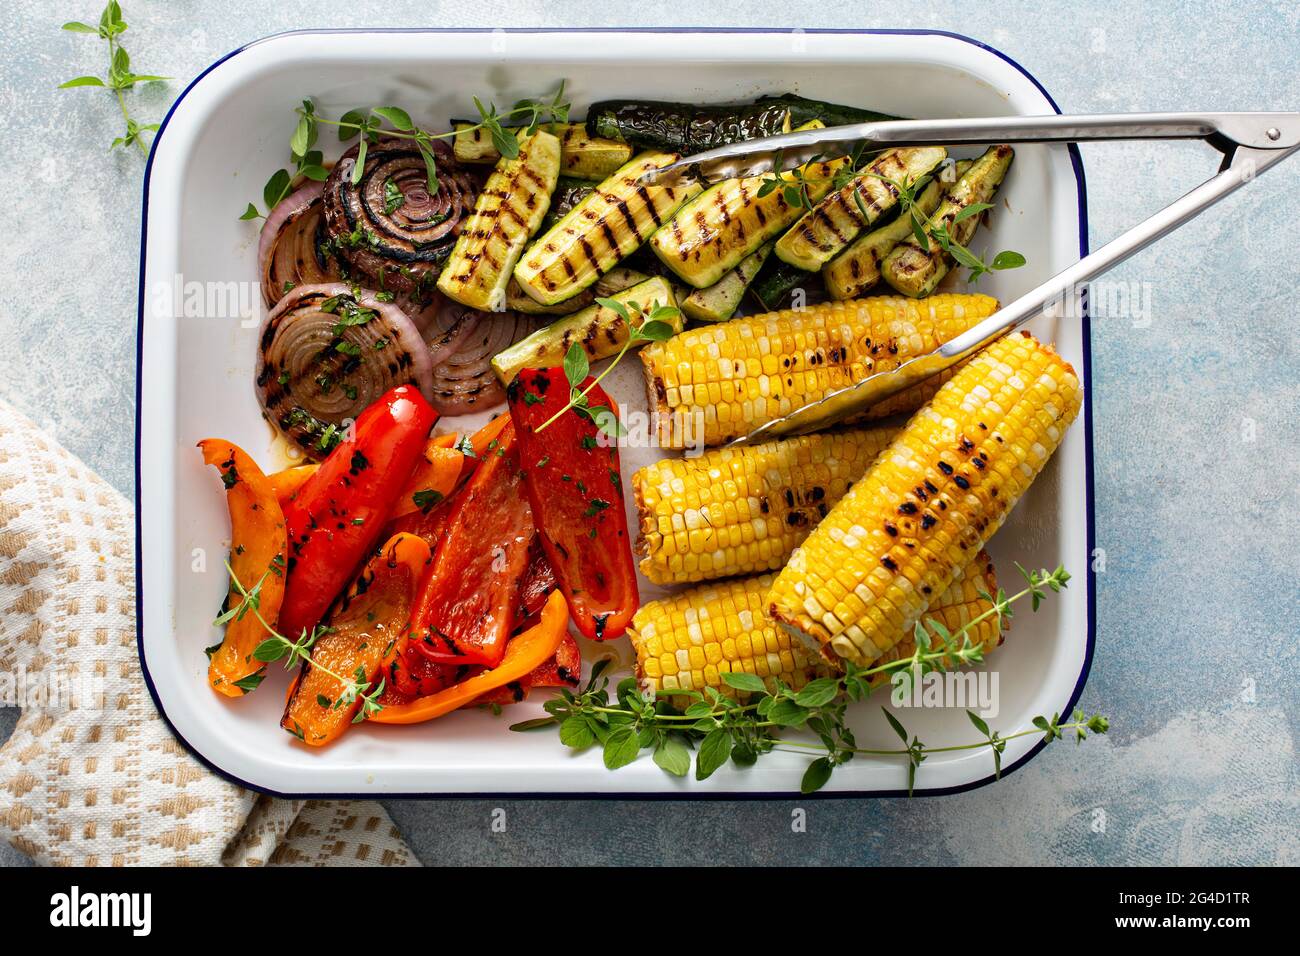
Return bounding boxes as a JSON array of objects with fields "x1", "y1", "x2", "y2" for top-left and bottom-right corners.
[{"x1": 137, "y1": 28, "x2": 1094, "y2": 796}]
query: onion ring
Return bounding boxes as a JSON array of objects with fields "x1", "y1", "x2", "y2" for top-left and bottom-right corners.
[
  {"x1": 321, "y1": 137, "x2": 477, "y2": 294},
  {"x1": 256, "y1": 283, "x2": 435, "y2": 456},
  {"x1": 257, "y1": 182, "x2": 346, "y2": 309},
  {"x1": 427, "y1": 310, "x2": 535, "y2": 417}
]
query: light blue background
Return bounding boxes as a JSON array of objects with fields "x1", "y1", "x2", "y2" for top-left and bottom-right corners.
[{"x1": 0, "y1": 1, "x2": 1296, "y2": 865}]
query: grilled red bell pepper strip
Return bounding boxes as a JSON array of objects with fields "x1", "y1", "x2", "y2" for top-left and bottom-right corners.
[
  {"x1": 507, "y1": 368, "x2": 640, "y2": 639},
  {"x1": 383, "y1": 527, "x2": 557, "y2": 700},
  {"x1": 278, "y1": 385, "x2": 437, "y2": 640},
  {"x1": 406, "y1": 420, "x2": 536, "y2": 668}
]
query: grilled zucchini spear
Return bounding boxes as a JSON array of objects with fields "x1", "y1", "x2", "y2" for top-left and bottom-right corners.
[
  {"x1": 452, "y1": 121, "x2": 632, "y2": 181},
  {"x1": 586, "y1": 95, "x2": 897, "y2": 152},
  {"x1": 437, "y1": 129, "x2": 561, "y2": 310},
  {"x1": 881, "y1": 145, "x2": 1014, "y2": 298},
  {"x1": 774, "y1": 146, "x2": 948, "y2": 271},
  {"x1": 492, "y1": 276, "x2": 679, "y2": 385},
  {"x1": 504, "y1": 265, "x2": 648, "y2": 317},
  {"x1": 586, "y1": 99, "x2": 792, "y2": 151},
  {"x1": 649, "y1": 122, "x2": 848, "y2": 289},
  {"x1": 512, "y1": 152, "x2": 701, "y2": 306},
  {"x1": 680, "y1": 242, "x2": 773, "y2": 323},
  {"x1": 823, "y1": 159, "x2": 972, "y2": 300}
]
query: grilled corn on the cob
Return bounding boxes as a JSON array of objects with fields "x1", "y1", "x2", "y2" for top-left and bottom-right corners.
[
  {"x1": 768, "y1": 331, "x2": 1082, "y2": 667},
  {"x1": 629, "y1": 552, "x2": 1002, "y2": 698},
  {"x1": 640, "y1": 293, "x2": 1000, "y2": 448},
  {"x1": 633, "y1": 423, "x2": 900, "y2": 585}
]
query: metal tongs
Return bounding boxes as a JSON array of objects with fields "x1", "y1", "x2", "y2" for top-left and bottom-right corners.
[{"x1": 641, "y1": 112, "x2": 1300, "y2": 445}]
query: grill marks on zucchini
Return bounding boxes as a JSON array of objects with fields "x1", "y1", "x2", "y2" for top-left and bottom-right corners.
[
  {"x1": 824, "y1": 159, "x2": 972, "y2": 300},
  {"x1": 512, "y1": 152, "x2": 701, "y2": 306},
  {"x1": 649, "y1": 151, "x2": 848, "y2": 289},
  {"x1": 491, "y1": 277, "x2": 679, "y2": 384},
  {"x1": 775, "y1": 146, "x2": 948, "y2": 271},
  {"x1": 882, "y1": 145, "x2": 1014, "y2": 298},
  {"x1": 437, "y1": 129, "x2": 562, "y2": 311}
]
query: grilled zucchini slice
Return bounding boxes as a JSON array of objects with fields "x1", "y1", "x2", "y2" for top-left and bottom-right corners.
[
  {"x1": 754, "y1": 94, "x2": 899, "y2": 129},
  {"x1": 504, "y1": 266, "x2": 649, "y2": 317},
  {"x1": 437, "y1": 129, "x2": 562, "y2": 310},
  {"x1": 453, "y1": 122, "x2": 632, "y2": 181},
  {"x1": 750, "y1": 257, "x2": 814, "y2": 312},
  {"x1": 491, "y1": 277, "x2": 679, "y2": 384},
  {"x1": 586, "y1": 100, "x2": 792, "y2": 151},
  {"x1": 882, "y1": 145, "x2": 1014, "y2": 298},
  {"x1": 681, "y1": 243, "x2": 773, "y2": 323},
  {"x1": 512, "y1": 152, "x2": 701, "y2": 306},
  {"x1": 649, "y1": 123, "x2": 848, "y2": 289},
  {"x1": 774, "y1": 146, "x2": 948, "y2": 271},
  {"x1": 823, "y1": 160, "x2": 970, "y2": 300}
]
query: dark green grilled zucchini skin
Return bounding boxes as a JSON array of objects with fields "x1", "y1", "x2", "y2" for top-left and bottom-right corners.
[
  {"x1": 585, "y1": 100, "x2": 791, "y2": 151},
  {"x1": 586, "y1": 95, "x2": 900, "y2": 152},
  {"x1": 755, "y1": 94, "x2": 899, "y2": 128},
  {"x1": 750, "y1": 258, "x2": 821, "y2": 312},
  {"x1": 538, "y1": 177, "x2": 596, "y2": 233}
]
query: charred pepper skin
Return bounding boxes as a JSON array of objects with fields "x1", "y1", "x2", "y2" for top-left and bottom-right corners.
[
  {"x1": 277, "y1": 384, "x2": 437, "y2": 641},
  {"x1": 506, "y1": 368, "x2": 640, "y2": 641}
]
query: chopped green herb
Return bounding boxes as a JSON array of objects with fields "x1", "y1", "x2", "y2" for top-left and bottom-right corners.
[{"x1": 413, "y1": 489, "x2": 444, "y2": 513}]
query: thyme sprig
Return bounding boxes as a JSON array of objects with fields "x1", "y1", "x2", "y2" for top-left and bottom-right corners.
[
  {"x1": 59, "y1": 2, "x2": 170, "y2": 156},
  {"x1": 535, "y1": 298, "x2": 680, "y2": 437},
  {"x1": 515, "y1": 564, "x2": 1108, "y2": 793},
  {"x1": 241, "y1": 82, "x2": 570, "y2": 220},
  {"x1": 214, "y1": 561, "x2": 385, "y2": 723},
  {"x1": 864, "y1": 165, "x2": 1027, "y2": 282},
  {"x1": 755, "y1": 147, "x2": 840, "y2": 212}
]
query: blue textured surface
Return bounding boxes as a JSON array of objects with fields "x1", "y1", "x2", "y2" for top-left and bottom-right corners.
[{"x1": 1, "y1": 1, "x2": 1296, "y2": 866}]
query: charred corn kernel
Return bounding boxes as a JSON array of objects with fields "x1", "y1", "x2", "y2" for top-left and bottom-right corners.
[
  {"x1": 864, "y1": 550, "x2": 1003, "y2": 685},
  {"x1": 640, "y1": 293, "x2": 1000, "y2": 448},
  {"x1": 630, "y1": 551, "x2": 1004, "y2": 698},
  {"x1": 632, "y1": 424, "x2": 900, "y2": 586},
  {"x1": 768, "y1": 331, "x2": 1082, "y2": 668}
]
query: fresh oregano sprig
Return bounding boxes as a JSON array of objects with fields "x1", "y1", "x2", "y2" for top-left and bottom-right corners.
[
  {"x1": 213, "y1": 561, "x2": 385, "y2": 724},
  {"x1": 515, "y1": 564, "x2": 1109, "y2": 794},
  {"x1": 534, "y1": 298, "x2": 680, "y2": 438},
  {"x1": 755, "y1": 148, "x2": 840, "y2": 212},
  {"x1": 866, "y1": 165, "x2": 1027, "y2": 282},
  {"x1": 242, "y1": 83, "x2": 570, "y2": 220},
  {"x1": 239, "y1": 99, "x2": 330, "y2": 221},
  {"x1": 59, "y1": 2, "x2": 170, "y2": 156}
]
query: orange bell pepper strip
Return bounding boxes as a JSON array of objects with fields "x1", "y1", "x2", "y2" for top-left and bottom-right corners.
[
  {"x1": 388, "y1": 445, "x2": 467, "y2": 520},
  {"x1": 370, "y1": 590, "x2": 568, "y2": 724},
  {"x1": 467, "y1": 414, "x2": 510, "y2": 459},
  {"x1": 281, "y1": 532, "x2": 431, "y2": 745},
  {"x1": 472, "y1": 629, "x2": 581, "y2": 707},
  {"x1": 268, "y1": 464, "x2": 318, "y2": 510},
  {"x1": 198, "y1": 439, "x2": 288, "y2": 699}
]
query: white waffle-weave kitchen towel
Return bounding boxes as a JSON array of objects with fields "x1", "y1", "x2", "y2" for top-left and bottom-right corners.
[{"x1": 0, "y1": 398, "x2": 417, "y2": 866}]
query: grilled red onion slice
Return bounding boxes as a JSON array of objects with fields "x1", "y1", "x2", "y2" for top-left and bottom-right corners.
[
  {"x1": 321, "y1": 137, "x2": 477, "y2": 294},
  {"x1": 256, "y1": 283, "x2": 435, "y2": 455},
  {"x1": 257, "y1": 182, "x2": 345, "y2": 308},
  {"x1": 427, "y1": 310, "x2": 534, "y2": 416}
]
